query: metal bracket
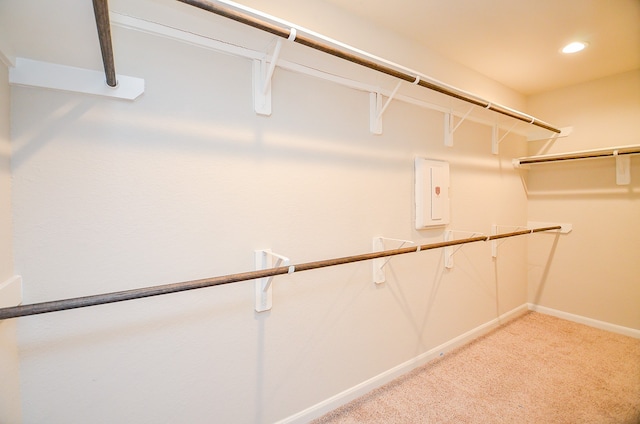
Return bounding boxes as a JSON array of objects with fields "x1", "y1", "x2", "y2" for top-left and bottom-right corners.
[
  {"x1": 372, "y1": 237, "x2": 414, "y2": 284},
  {"x1": 444, "y1": 230, "x2": 486, "y2": 269},
  {"x1": 491, "y1": 224, "x2": 526, "y2": 258},
  {"x1": 614, "y1": 150, "x2": 631, "y2": 185},
  {"x1": 369, "y1": 81, "x2": 402, "y2": 134},
  {"x1": 491, "y1": 122, "x2": 518, "y2": 155},
  {"x1": 444, "y1": 105, "x2": 475, "y2": 147},
  {"x1": 253, "y1": 38, "x2": 285, "y2": 116},
  {"x1": 491, "y1": 223, "x2": 571, "y2": 258},
  {"x1": 255, "y1": 249, "x2": 290, "y2": 312}
]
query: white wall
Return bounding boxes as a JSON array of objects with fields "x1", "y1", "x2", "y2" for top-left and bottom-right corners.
[
  {"x1": 0, "y1": 36, "x2": 15, "y2": 288},
  {"x1": 526, "y1": 70, "x2": 640, "y2": 329},
  {"x1": 0, "y1": 57, "x2": 22, "y2": 423},
  {"x1": 8, "y1": 1, "x2": 534, "y2": 423}
]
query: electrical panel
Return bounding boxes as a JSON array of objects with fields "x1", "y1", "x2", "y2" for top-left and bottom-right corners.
[{"x1": 415, "y1": 158, "x2": 450, "y2": 229}]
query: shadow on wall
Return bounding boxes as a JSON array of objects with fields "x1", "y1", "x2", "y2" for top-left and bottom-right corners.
[
  {"x1": 10, "y1": 98, "x2": 95, "y2": 170},
  {"x1": 530, "y1": 233, "x2": 560, "y2": 306},
  {"x1": 10, "y1": 87, "x2": 529, "y2": 179},
  {"x1": 384, "y1": 251, "x2": 448, "y2": 356},
  {"x1": 10, "y1": 89, "x2": 417, "y2": 173}
]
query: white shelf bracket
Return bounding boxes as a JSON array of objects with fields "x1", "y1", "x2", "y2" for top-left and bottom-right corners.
[
  {"x1": 255, "y1": 249, "x2": 290, "y2": 312},
  {"x1": 527, "y1": 221, "x2": 573, "y2": 234},
  {"x1": 491, "y1": 224, "x2": 528, "y2": 258},
  {"x1": 369, "y1": 92, "x2": 383, "y2": 134},
  {"x1": 372, "y1": 237, "x2": 414, "y2": 284},
  {"x1": 444, "y1": 230, "x2": 486, "y2": 269},
  {"x1": 369, "y1": 81, "x2": 402, "y2": 135},
  {"x1": 491, "y1": 224, "x2": 499, "y2": 258},
  {"x1": 491, "y1": 122, "x2": 518, "y2": 155},
  {"x1": 444, "y1": 105, "x2": 474, "y2": 147},
  {"x1": 253, "y1": 37, "x2": 286, "y2": 116},
  {"x1": 614, "y1": 150, "x2": 631, "y2": 185},
  {"x1": 492, "y1": 223, "x2": 571, "y2": 258}
]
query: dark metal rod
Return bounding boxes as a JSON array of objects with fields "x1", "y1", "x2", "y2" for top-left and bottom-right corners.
[
  {"x1": 488, "y1": 225, "x2": 560, "y2": 240},
  {"x1": 0, "y1": 227, "x2": 560, "y2": 320},
  {"x1": 92, "y1": 0, "x2": 118, "y2": 87},
  {"x1": 176, "y1": 0, "x2": 561, "y2": 134},
  {"x1": 518, "y1": 148, "x2": 640, "y2": 165}
]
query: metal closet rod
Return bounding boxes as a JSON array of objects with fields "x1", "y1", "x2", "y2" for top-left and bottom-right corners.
[
  {"x1": 175, "y1": 0, "x2": 560, "y2": 134},
  {"x1": 516, "y1": 145, "x2": 640, "y2": 165},
  {"x1": 0, "y1": 226, "x2": 559, "y2": 320},
  {"x1": 92, "y1": 0, "x2": 118, "y2": 87}
]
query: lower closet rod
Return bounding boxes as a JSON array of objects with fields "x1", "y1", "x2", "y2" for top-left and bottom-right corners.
[{"x1": 0, "y1": 226, "x2": 559, "y2": 320}]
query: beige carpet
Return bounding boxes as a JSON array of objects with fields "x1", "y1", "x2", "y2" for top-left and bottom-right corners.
[{"x1": 312, "y1": 312, "x2": 640, "y2": 424}]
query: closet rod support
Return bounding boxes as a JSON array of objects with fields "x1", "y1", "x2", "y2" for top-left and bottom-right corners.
[
  {"x1": 253, "y1": 38, "x2": 284, "y2": 115},
  {"x1": 370, "y1": 81, "x2": 403, "y2": 134},
  {"x1": 372, "y1": 237, "x2": 414, "y2": 283},
  {"x1": 444, "y1": 106, "x2": 474, "y2": 147},
  {"x1": 262, "y1": 38, "x2": 283, "y2": 95},
  {"x1": 492, "y1": 122, "x2": 518, "y2": 155},
  {"x1": 444, "y1": 230, "x2": 486, "y2": 269},
  {"x1": 255, "y1": 249, "x2": 290, "y2": 312},
  {"x1": 491, "y1": 224, "x2": 562, "y2": 257}
]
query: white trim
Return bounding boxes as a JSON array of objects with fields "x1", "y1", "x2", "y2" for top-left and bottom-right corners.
[
  {"x1": 528, "y1": 304, "x2": 640, "y2": 339},
  {"x1": 110, "y1": 12, "x2": 264, "y2": 61},
  {"x1": 9, "y1": 58, "x2": 144, "y2": 100},
  {"x1": 276, "y1": 304, "x2": 529, "y2": 424},
  {"x1": 0, "y1": 276, "x2": 22, "y2": 309}
]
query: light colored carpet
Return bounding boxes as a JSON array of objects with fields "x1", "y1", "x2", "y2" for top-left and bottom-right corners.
[{"x1": 312, "y1": 312, "x2": 640, "y2": 424}]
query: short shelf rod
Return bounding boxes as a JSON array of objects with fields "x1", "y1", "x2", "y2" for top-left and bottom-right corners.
[{"x1": 514, "y1": 144, "x2": 640, "y2": 166}]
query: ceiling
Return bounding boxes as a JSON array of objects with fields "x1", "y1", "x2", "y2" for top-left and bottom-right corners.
[{"x1": 321, "y1": 0, "x2": 640, "y2": 95}]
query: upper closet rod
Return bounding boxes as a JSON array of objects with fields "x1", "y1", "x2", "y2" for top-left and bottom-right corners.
[
  {"x1": 0, "y1": 226, "x2": 559, "y2": 320},
  {"x1": 175, "y1": 0, "x2": 560, "y2": 134},
  {"x1": 515, "y1": 144, "x2": 640, "y2": 165},
  {"x1": 92, "y1": 0, "x2": 118, "y2": 87}
]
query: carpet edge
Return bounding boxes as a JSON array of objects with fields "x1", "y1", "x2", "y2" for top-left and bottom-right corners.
[{"x1": 275, "y1": 303, "x2": 530, "y2": 424}]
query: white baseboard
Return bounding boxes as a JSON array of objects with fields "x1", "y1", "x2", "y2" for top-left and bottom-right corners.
[
  {"x1": 279, "y1": 303, "x2": 638, "y2": 423},
  {"x1": 528, "y1": 304, "x2": 640, "y2": 339},
  {"x1": 277, "y1": 303, "x2": 529, "y2": 424},
  {"x1": 0, "y1": 275, "x2": 22, "y2": 309}
]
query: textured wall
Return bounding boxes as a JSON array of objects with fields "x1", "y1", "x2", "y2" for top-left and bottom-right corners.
[{"x1": 9, "y1": 1, "x2": 531, "y2": 423}]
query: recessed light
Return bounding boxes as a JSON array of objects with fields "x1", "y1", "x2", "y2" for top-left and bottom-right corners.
[{"x1": 561, "y1": 41, "x2": 588, "y2": 54}]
